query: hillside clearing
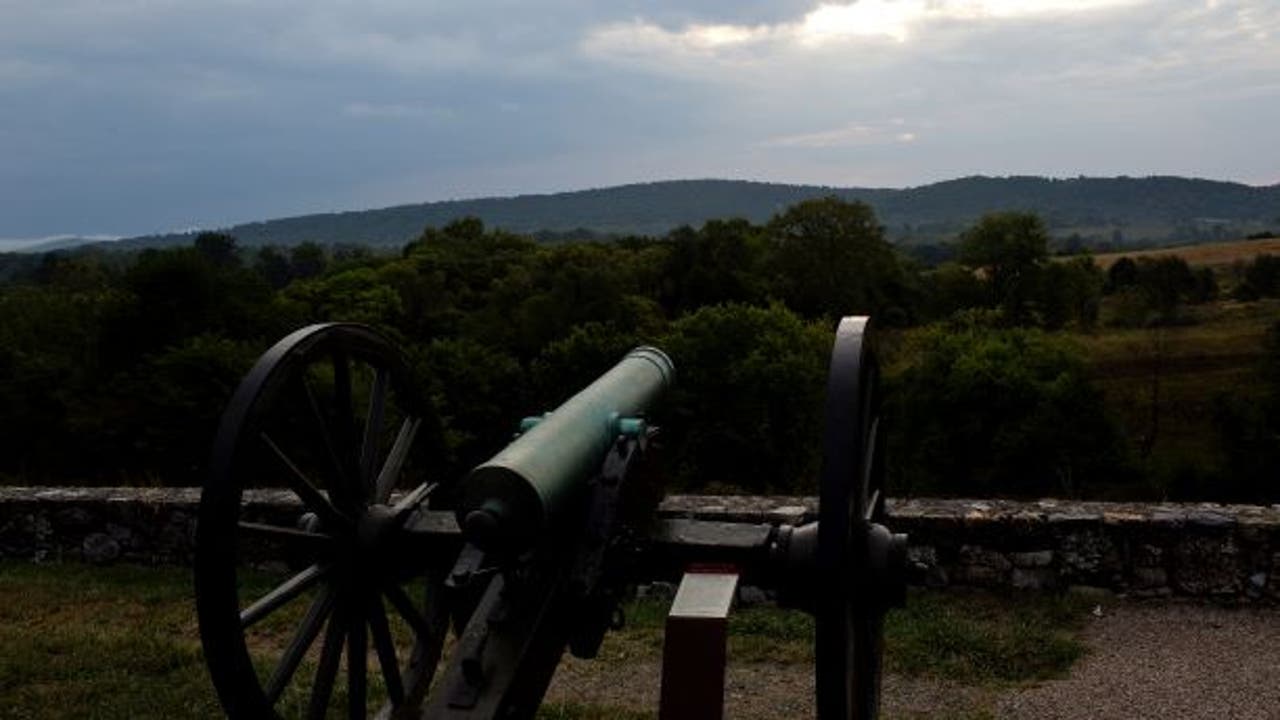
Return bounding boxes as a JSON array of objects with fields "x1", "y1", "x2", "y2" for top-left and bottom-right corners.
[{"x1": 1087, "y1": 237, "x2": 1280, "y2": 271}]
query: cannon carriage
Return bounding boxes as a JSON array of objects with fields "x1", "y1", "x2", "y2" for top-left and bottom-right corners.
[{"x1": 194, "y1": 317, "x2": 908, "y2": 719}]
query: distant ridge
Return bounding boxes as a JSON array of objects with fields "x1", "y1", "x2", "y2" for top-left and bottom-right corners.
[
  {"x1": 1, "y1": 235, "x2": 121, "y2": 253},
  {"x1": 41, "y1": 176, "x2": 1280, "y2": 253}
]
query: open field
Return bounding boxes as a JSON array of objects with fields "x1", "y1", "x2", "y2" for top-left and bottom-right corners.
[
  {"x1": 0, "y1": 561, "x2": 1093, "y2": 720},
  {"x1": 1088, "y1": 237, "x2": 1280, "y2": 271},
  {"x1": 880, "y1": 296, "x2": 1280, "y2": 499},
  {"x1": 1077, "y1": 298, "x2": 1280, "y2": 495}
]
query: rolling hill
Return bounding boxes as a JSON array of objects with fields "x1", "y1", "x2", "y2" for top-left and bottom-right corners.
[{"x1": 36, "y1": 176, "x2": 1280, "y2": 253}]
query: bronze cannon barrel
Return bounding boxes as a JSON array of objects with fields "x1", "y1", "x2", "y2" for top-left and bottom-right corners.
[{"x1": 457, "y1": 346, "x2": 674, "y2": 551}]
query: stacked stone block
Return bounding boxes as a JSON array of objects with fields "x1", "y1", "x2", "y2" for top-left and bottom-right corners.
[{"x1": 2, "y1": 488, "x2": 1279, "y2": 602}]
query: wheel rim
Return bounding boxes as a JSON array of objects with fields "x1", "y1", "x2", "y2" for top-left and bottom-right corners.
[
  {"x1": 196, "y1": 323, "x2": 448, "y2": 719},
  {"x1": 815, "y1": 316, "x2": 888, "y2": 720}
]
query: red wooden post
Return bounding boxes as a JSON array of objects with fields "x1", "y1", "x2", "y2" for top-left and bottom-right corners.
[{"x1": 658, "y1": 567, "x2": 739, "y2": 720}]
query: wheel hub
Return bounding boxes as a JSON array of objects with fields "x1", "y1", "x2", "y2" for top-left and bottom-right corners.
[{"x1": 350, "y1": 504, "x2": 401, "y2": 572}]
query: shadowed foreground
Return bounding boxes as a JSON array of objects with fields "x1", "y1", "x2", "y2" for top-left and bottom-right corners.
[
  {"x1": 2, "y1": 562, "x2": 1275, "y2": 719},
  {"x1": 997, "y1": 602, "x2": 1280, "y2": 719},
  {"x1": 547, "y1": 600, "x2": 1280, "y2": 719}
]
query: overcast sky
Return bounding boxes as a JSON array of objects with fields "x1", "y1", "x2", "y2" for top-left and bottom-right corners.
[{"x1": 1, "y1": 0, "x2": 1277, "y2": 242}]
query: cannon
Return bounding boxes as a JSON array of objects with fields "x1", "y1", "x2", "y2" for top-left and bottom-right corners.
[{"x1": 194, "y1": 317, "x2": 908, "y2": 719}]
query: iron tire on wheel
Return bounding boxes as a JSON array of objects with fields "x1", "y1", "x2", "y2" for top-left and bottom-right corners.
[
  {"x1": 815, "y1": 316, "x2": 894, "y2": 720},
  {"x1": 196, "y1": 323, "x2": 448, "y2": 720}
]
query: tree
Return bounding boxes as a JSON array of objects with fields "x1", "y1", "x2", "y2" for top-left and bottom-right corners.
[
  {"x1": 95, "y1": 335, "x2": 261, "y2": 483},
  {"x1": 1189, "y1": 267, "x2": 1218, "y2": 304},
  {"x1": 282, "y1": 266, "x2": 403, "y2": 329},
  {"x1": 290, "y1": 242, "x2": 327, "y2": 280},
  {"x1": 35, "y1": 251, "x2": 112, "y2": 291},
  {"x1": 112, "y1": 248, "x2": 219, "y2": 357},
  {"x1": 1038, "y1": 257, "x2": 1103, "y2": 331},
  {"x1": 194, "y1": 232, "x2": 240, "y2": 270},
  {"x1": 412, "y1": 337, "x2": 525, "y2": 478},
  {"x1": 1135, "y1": 256, "x2": 1196, "y2": 323},
  {"x1": 253, "y1": 246, "x2": 292, "y2": 289},
  {"x1": 1209, "y1": 322, "x2": 1280, "y2": 503},
  {"x1": 1104, "y1": 257, "x2": 1139, "y2": 294},
  {"x1": 888, "y1": 316, "x2": 1125, "y2": 497},
  {"x1": 659, "y1": 303, "x2": 832, "y2": 493},
  {"x1": 658, "y1": 219, "x2": 767, "y2": 314},
  {"x1": 766, "y1": 197, "x2": 904, "y2": 321},
  {"x1": 921, "y1": 262, "x2": 986, "y2": 320},
  {"x1": 958, "y1": 212, "x2": 1049, "y2": 324},
  {"x1": 1240, "y1": 254, "x2": 1280, "y2": 298},
  {"x1": 529, "y1": 322, "x2": 643, "y2": 409}
]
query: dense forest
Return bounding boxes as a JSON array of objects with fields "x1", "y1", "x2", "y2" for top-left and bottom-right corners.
[
  {"x1": 13, "y1": 176, "x2": 1280, "y2": 257},
  {"x1": 2, "y1": 197, "x2": 1279, "y2": 502}
]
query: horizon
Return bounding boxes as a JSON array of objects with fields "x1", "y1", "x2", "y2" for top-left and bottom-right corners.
[
  {"x1": 3, "y1": 172, "x2": 1277, "y2": 249},
  {"x1": 3, "y1": 1, "x2": 1277, "y2": 239}
]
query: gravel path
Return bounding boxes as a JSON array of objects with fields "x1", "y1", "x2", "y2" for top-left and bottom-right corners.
[
  {"x1": 545, "y1": 600, "x2": 1280, "y2": 719},
  {"x1": 546, "y1": 658, "x2": 996, "y2": 719},
  {"x1": 998, "y1": 601, "x2": 1280, "y2": 719}
]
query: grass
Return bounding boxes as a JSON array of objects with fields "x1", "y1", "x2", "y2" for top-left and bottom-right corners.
[
  {"x1": 0, "y1": 562, "x2": 219, "y2": 719},
  {"x1": 598, "y1": 590, "x2": 1090, "y2": 682},
  {"x1": 1082, "y1": 298, "x2": 1280, "y2": 370},
  {"x1": 885, "y1": 589, "x2": 1091, "y2": 684},
  {"x1": 1088, "y1": 237, "x2": 1280, "y2": 271},
  {"x1": 885, "y1": 295, "x2": 1280, "y2": 498},
  {"x1": 0, "y1": 561, "x2": 1094, "y2": 718},
  {"x1": 1077, "y1": 297, "x2": 1280, "y2": 492}
]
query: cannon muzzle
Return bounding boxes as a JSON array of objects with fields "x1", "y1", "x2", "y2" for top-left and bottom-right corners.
[{"x1": 457, "y1": 346, "x2": 674, "y2": 552}]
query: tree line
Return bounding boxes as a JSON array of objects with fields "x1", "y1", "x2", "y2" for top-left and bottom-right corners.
[{"x1": 2, "y1": 198, "x2": 1277, "y2": 502}]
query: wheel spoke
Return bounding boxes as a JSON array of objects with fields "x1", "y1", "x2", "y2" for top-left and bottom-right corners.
[
  {"x1": 266, "y1": 586, "x2": 336, "y2": 703},
  {"x1": 299, "y1": 374, "x2": 358, "y2": 512},
  {"x1": 331, "y1": 350, "x2": 363, "y2": 505},
  {"x1": 860, "y1": 416, "x2": 880, "y2": 521},
  {"x1": 239, "y1": 521, "x2": 331, "y2": 553},
  {"x1": 307, "y1": 602, "x2": 348, "y2": 720},
  {"x1": 260, "y1": 432, "x2": 349, "y2": 530},
  {"x1": 392, "y1": 481, "x2": 437, "y2": 524},
  {"x1": 348, "y1": 598, "x2": 368, "y2": 720},
  {"x1": 375, "y1": 418, "x2": 420, "y2": 504},
  {"x1": 241, "y1": 564, "x2": 328, "y2": 629},
  {"x1": 367, "y1": 596, "x2": 404, "y2": 706},
  {"x1": 382, "y1": 584, "x2": 432, "y2": 641},
  {"x1": 361, "y1": 367, "x2": 389, "y2": 492}
]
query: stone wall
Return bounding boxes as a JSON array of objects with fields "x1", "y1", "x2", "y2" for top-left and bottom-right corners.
[
  {"x1": 658, "y1": 495, "x2": 1280, "y2": 602},
  {"x1": 3, "y1": 487, "x2": 1278, "y2": 602}
]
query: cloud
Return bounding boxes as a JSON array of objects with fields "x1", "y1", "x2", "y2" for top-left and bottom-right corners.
[
  {"x1": 583, "y1": 0, "x2": 1150, "y2": 61},
  {"x1": 762, "y1": 120, "x2": 921, "y2": 148},
  {"x1": 0, "y1": 0, "x2": 1277, "y2": 236}
]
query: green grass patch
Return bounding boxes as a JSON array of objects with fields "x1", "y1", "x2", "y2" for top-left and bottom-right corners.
[
  {"x1": 590, "y1": 594, "x2": 815, "y2": 664},
  {"x1": 0, "y1": 561, "x2": 221, "y2": 719},
  {"x1": 886, "y1": 588, "x2": 1092, "y2": 684},
  {"x1": 600, "y1": 586, "x2": 1089, "y2": 684},
  {"x1": 0, "y1": 562, "x2": 1095, "y2": 717}
]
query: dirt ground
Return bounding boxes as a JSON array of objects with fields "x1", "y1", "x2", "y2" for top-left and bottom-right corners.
[
  {"x1": 544, "y1": 599, "x2": 1280, "y2": 719},
  {"x1": 996, "y1": 601, "x2": 1280, "y2": 719}
]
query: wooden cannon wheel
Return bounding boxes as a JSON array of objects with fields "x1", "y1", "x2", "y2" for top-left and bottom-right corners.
[
  {"x1": 195, "y1": 323, "x2": 449, "y2": 719},
  {"x1": 815, "y1": 316, "x2": 905, "y2": 720}
]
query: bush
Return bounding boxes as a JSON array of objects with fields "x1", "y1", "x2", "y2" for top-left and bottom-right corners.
[
  {"x1": 887, "y1": 318, "x2": 1126, "y2": 497},
  {"x1": 1238, "y1": 254, "x2": 1280, "y2": 298},
  {"x1": 658, "y1": 303, "x2": 832, "y2": 493}
]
